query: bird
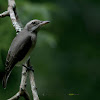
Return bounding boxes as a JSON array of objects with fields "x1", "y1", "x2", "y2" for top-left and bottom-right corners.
[{"x1": 2, "y1": 19, "x2": 50, "y2": 89}]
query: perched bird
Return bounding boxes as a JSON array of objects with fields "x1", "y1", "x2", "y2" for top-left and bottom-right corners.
[{"x1": 2, "y1": 19, "x2": 50, "y2": 89}]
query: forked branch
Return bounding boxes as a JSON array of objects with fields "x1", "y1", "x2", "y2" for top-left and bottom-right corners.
[{"x1": 0, "y1": 0, "x2": 39, "y2": 100}]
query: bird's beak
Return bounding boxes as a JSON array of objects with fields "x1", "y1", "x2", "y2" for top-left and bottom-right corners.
[{"x1": 39, "y1": 21, "x2": 50, "y2": 26}]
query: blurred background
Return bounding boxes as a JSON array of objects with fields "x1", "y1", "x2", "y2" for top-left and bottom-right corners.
[{"x1": 0, "y1": 0, "x2": 99, "y2": 100}]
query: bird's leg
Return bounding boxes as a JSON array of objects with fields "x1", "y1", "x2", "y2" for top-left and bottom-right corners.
[{"x1": 22, "y1": 64, "x2": 34, "y2": 72}]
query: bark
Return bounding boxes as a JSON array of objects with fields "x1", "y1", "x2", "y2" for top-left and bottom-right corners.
[{"x1": 0, "y1": 0, "x2": 39, "y2": 100}]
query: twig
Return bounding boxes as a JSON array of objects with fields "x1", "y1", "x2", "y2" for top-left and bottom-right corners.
[
  {"x1": 0, "y1": 0, "x2": 39, "y2": 100},
  {"x1": 28, "y1": 59, "x2": 39, "y2": 100},
  {"x1": 8, "y1": 0, "x2": 22, "y2": 33},
  {"x1": 29, "y1": 70, "x2": 39, "y2": 100},
  {"x1": 0, "y1": 11, "x2": 9, "y2": 17},
  {"x1": 8, "y1": 63, "x2": 30, "y2": 100}
]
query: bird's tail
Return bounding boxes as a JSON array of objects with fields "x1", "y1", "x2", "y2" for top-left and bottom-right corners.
[
  {"x1": 2, "y1": 55, "x2": 18, "y2": 89},
  {"x1": 2, "y1": 70, "x2": 11, "y2": 89}
]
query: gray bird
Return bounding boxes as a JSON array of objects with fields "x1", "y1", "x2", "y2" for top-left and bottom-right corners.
[{"x1": 2, "y1": 19, "x2": 50, "y2": 89}]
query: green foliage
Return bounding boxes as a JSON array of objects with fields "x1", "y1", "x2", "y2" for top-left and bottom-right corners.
[{"x1": 0, "y1": 0, "x2": 99, "y2": 100}]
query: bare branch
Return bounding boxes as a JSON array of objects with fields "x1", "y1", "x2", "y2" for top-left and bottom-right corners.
[
  {"x1": 8, "y1": 91, "x2": 21, "y2": 100},
  {"x1": 29, "y1": 70, "x2": 39, "y2": 100},
  {"x1": 0, "y1": 0, "x2": 40, "y2": 100},
  {"x1": 8, "y1": 64, "x2": 31, "y2": 100},
  {"x1": 28, "y1": 59, "x2": 39, "y2": 100},
  {"x1": 8, "y1": 0, "x2": 22, "y2": 33},
  {"x1": 0, "y1": 11, "x2": 9, "y2": 17},
  {"x1": 8, "y1": 90, "x2": 30, "y2": 100},
  {"x1": 20, "y1": 67, "x2": 28, "y2": 90}
]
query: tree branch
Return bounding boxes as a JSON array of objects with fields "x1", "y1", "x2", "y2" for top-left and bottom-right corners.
[
  {"x1": 29, "y1": 70, "x2": 39, "y2": 100},
  {"x1": 0, "y1": 0, "x2": 39, "y2": 100},
  {"x1": 0, "y1": 11, "x2": 9, "y2": 17},
  {"x1": 8, "y1": 0, "x2": 22, "y2": 33},
  {"x1": 8, "y1": 63, "x2": 30, "y2": 100},
  {"x1": 28, "y1": 59, "x2": 39, "y2": 100}
]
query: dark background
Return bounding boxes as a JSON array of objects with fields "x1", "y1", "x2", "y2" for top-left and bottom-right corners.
[{"x1": 0, "y1": 0, "x2": 99, "y2": 100}]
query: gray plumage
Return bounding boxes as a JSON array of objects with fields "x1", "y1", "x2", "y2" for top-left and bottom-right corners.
[{"x1": 2, "y1": 19, "x2": 50, "y2": 88}]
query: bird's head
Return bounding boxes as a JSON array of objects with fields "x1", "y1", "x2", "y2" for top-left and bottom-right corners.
[{"x1": 25, "y1": 19, "x2": 50, "y2": 33}]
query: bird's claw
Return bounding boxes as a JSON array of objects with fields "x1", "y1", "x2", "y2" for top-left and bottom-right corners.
[{"x1": 22, "y1": 64, "x2": 34, "y2": 72}]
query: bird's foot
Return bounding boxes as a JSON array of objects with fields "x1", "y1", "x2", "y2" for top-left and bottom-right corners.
[{"x1": 22, "y1": 64, "x2": 34, "y2": 72}]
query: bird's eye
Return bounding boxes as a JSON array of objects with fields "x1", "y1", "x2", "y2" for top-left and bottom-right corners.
[{"x1": 32, "y1": 22, "x2": 36, "y2": 24}]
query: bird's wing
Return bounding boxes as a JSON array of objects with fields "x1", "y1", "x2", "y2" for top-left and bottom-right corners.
[
  {"x1": 3, "y1": 34, "x2": 33, "y2": 88},
  {"x1": 5, "y1": 35, "x2": 32, "y2": 71}
]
